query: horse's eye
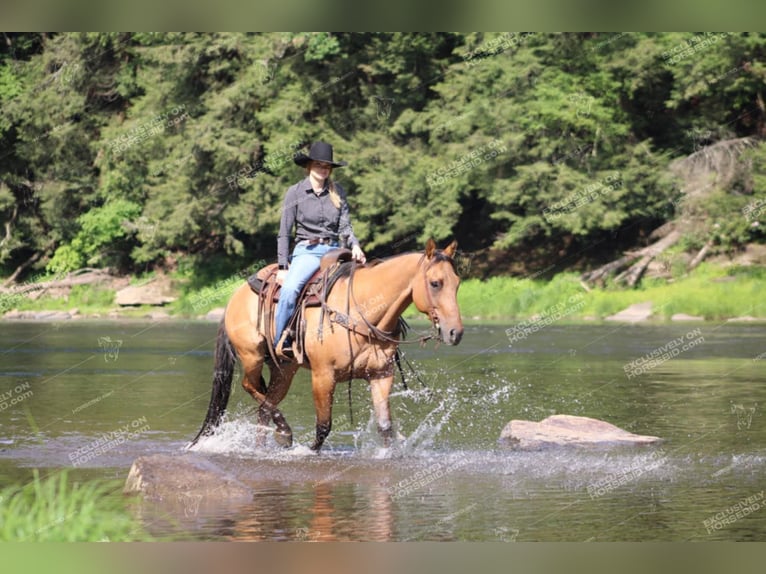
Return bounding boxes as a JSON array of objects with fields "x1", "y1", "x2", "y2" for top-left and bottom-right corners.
[{"x1": 430, "y1": 280, "x2": 441, "y2": 289}]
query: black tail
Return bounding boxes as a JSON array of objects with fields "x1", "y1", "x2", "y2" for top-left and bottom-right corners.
[{"x1": 188, "y1": 319, "x2": 236, "y2": 447}]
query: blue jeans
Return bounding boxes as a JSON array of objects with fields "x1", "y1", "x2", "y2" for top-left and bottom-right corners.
[{"x1": 274, "y1": 241, "x2": 338, "y2": 346}]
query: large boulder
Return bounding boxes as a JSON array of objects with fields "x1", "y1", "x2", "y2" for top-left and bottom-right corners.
[
  {"x1": 204, "y1": 307, "x2": 225, "y2": 321},
  {"x1": 115, "y1": 277, "x2": 176, "y2": 306},
  {"x1": 124, "y1": 453, "x2": 253, "y2": 502},
  {"x1": 499, "y1": 414, "x2": 662, "y2": 450},
  {"x1": 605, "y1": 302, "x2": 653, "y2": 323}
]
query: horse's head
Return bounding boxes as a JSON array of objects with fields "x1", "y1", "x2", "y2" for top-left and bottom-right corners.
[{"x1": 412, "y1": 239, "x2": 464, "y2": 345}]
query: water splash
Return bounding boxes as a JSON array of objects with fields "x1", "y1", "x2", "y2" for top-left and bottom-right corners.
[
  {"x1": 399, "y1": 392, "x2": 459, "y2": 454},
  {"x1": 187, "y1": 416, "x2": 270, "y2": 455}
]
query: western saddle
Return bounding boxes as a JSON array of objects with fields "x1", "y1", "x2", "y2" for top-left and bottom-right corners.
[{"x1": 247, "y1": 248, "x2": 353, "y2": 364}]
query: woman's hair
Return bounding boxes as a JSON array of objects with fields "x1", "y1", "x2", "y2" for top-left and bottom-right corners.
[
  {"x1": 306, "y1": 164, "x2": 342, "y2": 209},
  {"x1": 327, "y1": 180, "x2": 342, "y2": 209}
]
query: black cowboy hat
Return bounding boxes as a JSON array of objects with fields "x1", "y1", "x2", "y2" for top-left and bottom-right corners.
[{"x1": 293, "y1": 141, "x2": 348, "y2": 168}]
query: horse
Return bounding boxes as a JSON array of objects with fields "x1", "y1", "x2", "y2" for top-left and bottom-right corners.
[{"x1": 189, "y1": 239, "x2": 463, "y2": 452}]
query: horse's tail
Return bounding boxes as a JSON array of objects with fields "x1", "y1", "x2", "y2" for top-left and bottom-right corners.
[{"x1": 188, "y1": 319, "x2": 236, "y2": 447}]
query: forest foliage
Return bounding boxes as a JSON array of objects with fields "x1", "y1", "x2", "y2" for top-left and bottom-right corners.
[{"x1": 1, "y1": 32, "x2": 765, "y2": 282}]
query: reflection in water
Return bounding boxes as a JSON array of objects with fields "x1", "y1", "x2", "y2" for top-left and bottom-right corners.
[
  {"x1": 233, "y1": 482, "x2": 394, "y2": 542},
  {"x1": 147, "y1": 480, "x2": 395, "y2": 542}
]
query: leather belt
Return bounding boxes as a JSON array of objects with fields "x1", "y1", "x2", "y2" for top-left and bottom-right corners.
[{"x1": 303, "y1": 238, "x2": 336, "y2": 245}]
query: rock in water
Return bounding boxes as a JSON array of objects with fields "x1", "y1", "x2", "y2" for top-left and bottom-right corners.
[
  {"x1": 124, "y1": 453, "x2": 253, "y2": 501},
  {"x1": 499, "y1": 414, "x2": 662, "y2": 450}
]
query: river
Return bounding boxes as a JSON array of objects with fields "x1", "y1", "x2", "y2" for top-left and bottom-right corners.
[{"x1": 1, "y1": 320, "x2": 765, "y2": 541}]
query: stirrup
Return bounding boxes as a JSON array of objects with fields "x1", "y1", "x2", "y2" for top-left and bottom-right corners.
[{"x1": 275, "y1": 330, "x2": 295, "y2": 361}]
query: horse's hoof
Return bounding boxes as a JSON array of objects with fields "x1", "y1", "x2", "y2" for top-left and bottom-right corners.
[{"x1": 274, "y1": 430, "x2": 293, "y2": 448}]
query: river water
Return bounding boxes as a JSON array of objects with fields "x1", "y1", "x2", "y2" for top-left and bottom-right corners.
[{"x1": 1, "y1": 320, "x2": 764, "y2": 541}]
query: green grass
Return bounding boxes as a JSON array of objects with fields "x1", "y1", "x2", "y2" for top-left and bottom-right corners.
[
  {"x1": 457, "y1": 263, "x2": 766, "y2": 321},
  {"x1": 0, "y1": 470, "x2": 148, "y2": 541},
  {"x1": 5, "y1": 262, "x2": 766, "y2": 322},
  {"x1": 13, "y1": 284, "x2": 116, "y2": 314}
]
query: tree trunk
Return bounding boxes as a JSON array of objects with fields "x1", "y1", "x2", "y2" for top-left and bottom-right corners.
[
  {"x1": 614, "y1": 230, "x2": 682, "y2": 287},
  {"x1": 580, "y1": 251, "x2": 642, "y2": 285},
  {"x1": 582, "y1": 229, "x2": 681, "y2": 287},
  {"x1": 2, "y1": 251, "x2": 41, "y2": 288},
  {"x1": 688, "y1": 240, "x2": 713, "y2": 272},
  {"x1": 0, "y1": 268, "x2": 112, "y2": 296}
]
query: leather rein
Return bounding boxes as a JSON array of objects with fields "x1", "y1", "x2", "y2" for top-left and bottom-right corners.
[{"x1": 325, "y1": 253, "x2": 448, "y2": 348}]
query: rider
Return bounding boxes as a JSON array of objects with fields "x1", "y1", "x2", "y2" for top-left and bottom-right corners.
[{"x1": 274, "y1": 141, "x2": 366, "y2": 358}]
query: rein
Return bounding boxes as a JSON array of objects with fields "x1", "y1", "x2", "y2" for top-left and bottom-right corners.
[
  {"x1": 321, "y1": 252, "x2": 454, "y2": 422},
  {"x1": 325, "y1": 254, "x2": 444, "y2": 347}
]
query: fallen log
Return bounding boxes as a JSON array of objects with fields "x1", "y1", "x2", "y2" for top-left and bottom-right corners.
[
  {"x1": 583, "y1": 229, "x2": 681, "y2": 287},
  {"x1": 0, "y1": 268, "x2": 114, "y2": 298}
]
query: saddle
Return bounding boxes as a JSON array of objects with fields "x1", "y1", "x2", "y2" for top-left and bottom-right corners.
[{"x1": 247, "y1": 248, "x2": 354, "y2": 364}]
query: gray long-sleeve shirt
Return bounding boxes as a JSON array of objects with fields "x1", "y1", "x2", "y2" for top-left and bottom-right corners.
[{"x1": 277, "y1": 177, "x2": 360, "y2": 268}]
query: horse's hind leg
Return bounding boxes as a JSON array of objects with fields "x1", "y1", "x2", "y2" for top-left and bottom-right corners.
[
  {"x1": 261, "y1": 361, "x2": 300, "y2": 447},
  {"x1": 240, "y1": 350, "x2": 267, "y2": 404},
  {"x1": 239, "y1": 351, "x2": 283, "y2": 442}
]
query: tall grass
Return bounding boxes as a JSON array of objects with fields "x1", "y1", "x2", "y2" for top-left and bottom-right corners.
[
  {"x1": 6, "y1": 262, "x2": 765, "y2": 321},
  {"x1": 0, "y1": 470, "x2": 147, "y2": 541},
  {"x1": 458, "y1": 264, "x2": 766, "y2": 321},
  {"x1": 12, "y1": 284, "x2": 116, "y2": 313}
]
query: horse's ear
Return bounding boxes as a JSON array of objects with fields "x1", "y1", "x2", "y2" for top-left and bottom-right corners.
[
  {"x1": 425, "y1": 238, "x2": 436, "y2": 259},
  {"x1": 443, "y1": 240, "x2": 458, "y2": 258}
]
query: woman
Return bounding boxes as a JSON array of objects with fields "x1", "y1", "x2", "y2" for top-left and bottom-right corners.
[{"x1": 274, "y1": 141, "x2": 366, "y2": 358}]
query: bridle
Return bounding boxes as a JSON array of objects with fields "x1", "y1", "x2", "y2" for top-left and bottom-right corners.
[
  {"x1": 419, "y1": 253, "x2": 448, "y2": 341},
  {"x1": 324, "y1": 251, "x2": 456, "y2": 423},
  {"x1": 329, "y1": 252, "x2": 453, "y2": 347}
]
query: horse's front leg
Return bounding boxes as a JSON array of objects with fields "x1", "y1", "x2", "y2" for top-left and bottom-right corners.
[
  {"x1": 369, "y1": 375, "x2": 395, "y2": 445},
  {"x1": 310, "y1": 370, "x2": 336, "y2": 452}
]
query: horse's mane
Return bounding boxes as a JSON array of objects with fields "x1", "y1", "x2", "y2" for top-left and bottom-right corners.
[
  {"x1": 365, "y1": 249, "x2": 455, "y2": 267},
  {"x1": 332, "y1": 249, "x2": 456, "y2": 284}
]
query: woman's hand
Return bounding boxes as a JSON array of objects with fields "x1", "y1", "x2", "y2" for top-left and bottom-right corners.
[
  {"x1": 276, "y1": 269, "x2": 287, "y2": 284},
  {"x1": 351, "y1": 244, "x2": 366, "y2": 264}
]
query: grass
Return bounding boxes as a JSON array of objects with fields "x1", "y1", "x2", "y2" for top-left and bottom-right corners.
[
  {"x1": 12, "y1": 284, "x2": 116, "y2": 314},
  {"x1": 4, "y1": 262, "x2": 766, "y2": 322},
  {"x1": 457, "y1": 263, "x2": 766, "y2": 321},
  {"x1": 0, "y1": 470, "x2": 148, "y2": 541}
]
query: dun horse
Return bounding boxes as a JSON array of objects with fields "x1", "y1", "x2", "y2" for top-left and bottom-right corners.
[{"x1": 190, "y1": 239, "x2": 463, "y2": 452}]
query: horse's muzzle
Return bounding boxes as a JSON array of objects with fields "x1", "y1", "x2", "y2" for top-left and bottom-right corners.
[{"x1": 439, "y1": 325, "x2": 463, "y2": 345}]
